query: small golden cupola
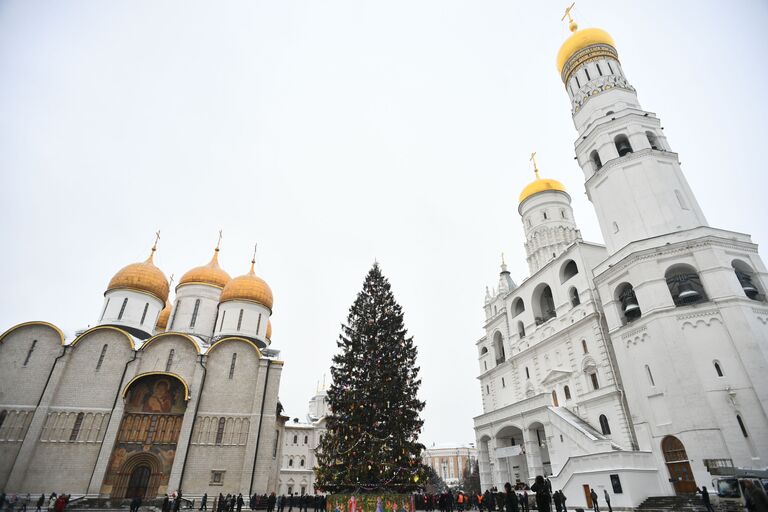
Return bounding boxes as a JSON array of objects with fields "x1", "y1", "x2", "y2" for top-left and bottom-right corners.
[
  {"x1": 556, "y1": 4, "x2": 617, "y2": 84},
  {"x1": 220, "y1": 259, "x2": 274, "y2": 310},
  {"x1": 155, "y1": 300, "x2": 171, "y2": 331},
  {"x1": 178, "y1": 246, "x2": 231, "y2": 289},
  {"x1": 106, "y1": 242, "x2": 169, "y2": 303},
  {"x1": 518, "y1": 152, "x2": 567, "y2": 204}
]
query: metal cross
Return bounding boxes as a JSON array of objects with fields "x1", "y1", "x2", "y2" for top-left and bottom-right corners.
[
  {"x1": 530, "y1": 151, "x2": 541, "y2": 178},
  {"x1": 216, "y1": 230, "x2": 223, "y2": 250},
  {"x1": 562, "y1": 2, "x2": 575, "y2": 23}
]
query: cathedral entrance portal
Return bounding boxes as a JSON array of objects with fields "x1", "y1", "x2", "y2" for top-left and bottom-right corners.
[
  {"x1": 103, "y1": 373, "x2": 189, "y2": 499},
  {"x1": 495, "y1": 426, "x2": 528, "y2": 487},
  {"x1": 662, "y1": 436, "x2": 697, "y2": 495}
]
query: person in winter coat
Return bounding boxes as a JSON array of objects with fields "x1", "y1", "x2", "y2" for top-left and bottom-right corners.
[
  {"x1": 589, "y1": 490, "x2": 599, "y2": 512},
  {"x1": 552, "y1": 492, "x2": 562, "y2": 512},
  {"x1": 162, "y1": 495, "x2": 170, "y2": 512},
  {"x1": 602, "y1": 491, "x2": 611, "y2": 512},
  {"x1": 268, "y1": 493, "x2": 276, "y2": 512},
  {"x1": 520, "y1": 492, "x2": 528, "y2": 512},
  {"x1": 53, "y1": 495, "x2": 66, "y2": 512},
  {"x1": 558, "y1": 491, "x2": 567, "y2": 512},
  {"x1": 236, "y1": 494, "x2": 244, "y2": 512},
  {"x1": 503, "y1": 483, "x2": 518, "y2": 512},
  {"x1": 36, "y1": 495, "x2": 46, "y2": 512},
  {"x1": 530, "y1": 476, "x2": 551, "y2": 512}
]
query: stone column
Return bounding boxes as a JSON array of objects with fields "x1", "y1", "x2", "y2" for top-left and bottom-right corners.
[
  {"x1": 167, "y1": 360, "x2": 205, "y2": 493},
  {"x1": 522, "y1": 429, "x2": 543, "y2": 482}
]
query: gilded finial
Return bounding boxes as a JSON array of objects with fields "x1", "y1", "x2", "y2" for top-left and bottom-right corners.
[
  {"x1": 562, "y1": 2, "x2": 578, "y2": 32},
  {"x1": 249, "y1": 243, "x2": 258, "y2": 273},
  {"x1": 530, "y1": 152, "x2": 541, "y2": 179},
  {"x1": 501, "y1": 252, "x2": 506, "y2": 265},
  {"x1": 146, "y1": 230, "x2": 161, "y2": 262},
  {"x1": 215, "y1": 230, "x2": 223, "y2": 252},
  {"x1": 169, "y1": 273, "x2": 175, "y2": 289}
]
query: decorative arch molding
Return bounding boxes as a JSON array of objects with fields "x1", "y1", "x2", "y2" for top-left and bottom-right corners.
[
  {"x1": 207, "y1": 336, "x2": 263, "y2": 357},
  {"x1": 0, "y1": 321, "x2": 66, "y2": 346},
  {"x1": 141, "y1": 332, "x2": 201, "y2": 354},
  {"x1": 70, "y1": 325, "x2": 136, "y2": 350},
  {"x1": 110, "y1": 450, "x2": 164, "y2": 499},
  {"x1": 581, "y1": 355, "x2": 597, "y2": 372},
  {"x1": 679, "y1": 310, "x2": 723, "y2": 330},
  {"x1": 122, "y1": 371, "x2": 191, "y2": 401},
  {"x1": 494, "y1": 423, "x2": 525, "y2": 438}
]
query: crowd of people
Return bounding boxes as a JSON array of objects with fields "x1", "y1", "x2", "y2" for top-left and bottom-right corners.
[{"x1": 0, "y1": 493, "x2": 71, "y2": 512}]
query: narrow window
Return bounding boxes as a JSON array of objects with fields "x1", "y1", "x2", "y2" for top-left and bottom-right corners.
[
  {"x1": 561, "y1": 209, "x2": 566, "y2": 219},
  {"x1": 596, "y1": 63, "x2": 603, "y2": 76},
  {"x1": 215, "y1": 417, "x2": 226, "y2": 445},
  {"x1": 590, "y1": 150, "x2": 602, "y2": 170},
  {"x1": 190, "y1": 299, "x2": 201, "y2": 328},
  {"x1": 675, "y1": 190, "x2": 689, "y2": 210},
  {"x1": 140, "y1": 303, "x2": 149, "y2": 325},
  {"x1": 525, "y1": 367, "x2": 530, "y2": 379},
  {"x1": 165, "y1": 349, "x2": 175, "y2": 372},
  {"x1": 237, "y1": 309, "x2": 244, "y2": 330},
  {"x1": 96, "y1": 344, "x2": 108, "y2": 371},
  {"x1": 170, "y1": 300, "x2": 180, "y2": 330},
  {"x1": 517, "y1": 321, "x2": 525, "y2": 338},
  {"x1": 582, "y1": 339, "x2": 588, "y2": 354},
  {"x1": 229, "y1": 353, "x2": 237, "y2": 379},
  {"x1": 552, "y1": 390, "x2": 559, "y2": 406},
  {"x1": 564, "y1": 386, "x2": 571, "y2": 400},
  {"x1": 118, "y1": 298, "x2": 128, "y2": 320},
  {"x1": 70, "y1": 412, "x2": 85, "y2": 442},
  {"x1": 484, "y1": 361, "x2": 488, "y2": 371},
  {"x1": 486, "y1": 385, "x2": 490, "y2": 394},
  {"x1": 590, "y1": 372, "x2": 600, "y2": 390},
  {"x1": 584, "y1": 68, "x2": 591, "y2": 81},
  {"x1": 645, "y1": 365, "x2": 655, "y2": 386},
  {"x1": 543, "y1": 211, "x2": 548, "y2": 220},
  {"x1": 304, "y1": 435, "x2": 308, "y2": 444},
  {"x1": 612, "y1": 221, "x2": 620, "y2": 233},
  {"x1": 300, "y1": 459, "x2": 305, "y2": 467},
  {"x1": 575, "y1": 75, "x2": 581, "y2": 88},
  {"x1": 737, "y1": 415, "x2": 748, "y2": 437},
  {"x1": 273, "y1": 430, "x2": 279, "y2": 457},
  {"x1": 607, "y1": 61, "x2": 614, "y2": 74},
  {"x1": 100, "y1": 298, "x2": 111, "y2": 321},
  {"x1": 0, "y1": 410, "x2": 6, "y2": 429},
  {"x1": 257, "y1": 313, "x2": 262, "y2": 334},
  {"x1": 599, "y1": 414, "x2": 611, "y2": 435},
  {"x1": 23, "y1": 340, "x2": 38, "y2": 366},
  {"x1": 293, "y1": 434, "x2": 298, "y2": 444},
  {"x1": 570, "y1": 287, "x2": 580, "y2": 307},
  {"x1": 501, "y1": 378, "x2": 506, "y2": 388},
  {"x1": 714, "y1": 361, "x2": 724, "y2": 377},
  {"x1": 219, "y1": 310, "x2": 226, "y2": 331},
  {"x1": 289, "y1": 458, "x2": 294, "y2": 467}
]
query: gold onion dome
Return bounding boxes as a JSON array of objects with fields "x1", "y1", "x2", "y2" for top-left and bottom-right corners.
[
  {"x1": 179, "y1": 248, "x2": 231, "y2": 289},
  {"x1": 156, "y1": 300, "x2": 171, "y2": 330},
  {"x1": 519, "y1": 177, "x2": 567, "y2": 203},
  {"x1": 220, "y1": 259, "x2": 274, "y2": 310},
  {"x1": 557, "y1": 27, "x2": 616, "y2": 78},
  {"x1": 107, "y1": 246, "x2": 169, "y2": 302}
]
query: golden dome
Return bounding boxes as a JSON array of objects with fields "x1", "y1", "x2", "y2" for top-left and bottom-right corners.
[
  {"x1": 519, "y1": 177, "x2": 567, "y2": 204},
  {"x1": 266, "y1": 320, "x2": 272, "y2": 340},
  {"x1": 220, "y1": 260, "x2": 274, "y2": 310},
  {"x1": 156, "y1": 300, "x2": 171, "y2": 330},
  {"x1": 107, "y1": 248, "x2": 169, "y2": 302},
  {"x1": 179, "y1": 248, "x2": 231, "y2": 289},
  {"x1": 557, "y1": 27, "x2": 616, "y2": 75}
]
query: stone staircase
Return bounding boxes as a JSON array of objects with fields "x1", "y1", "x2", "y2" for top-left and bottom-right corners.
[{"x1": 637, "y1": 495, "x2": 742, "y2": 512}]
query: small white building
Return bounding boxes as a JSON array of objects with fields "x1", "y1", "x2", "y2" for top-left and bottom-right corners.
[{"x1": 422, "y1": 443, "x2": 478, "y2": 488}]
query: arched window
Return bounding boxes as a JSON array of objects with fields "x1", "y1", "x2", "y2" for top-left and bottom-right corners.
[
  {"x1": 100, "y1": 298, "x2": 111, "y2": 321},
  {"x1": 552, "y1": 390, "x2": 559, "y2": 407},
  {"x1": 512, "y1": 298, "x2": 525, "y2": 317},
  {"x1": 588, "y1": 371, "x2": 599, "y2": 390},
  {"x1": 599, "y1": 415, "x2": 611, "y2": 435},
  {"x1": 582, "y1": 339, "x2": 589, "y2": 354},
  {"x1": 665, "y1": 264, "x2": 708, "y2": 306},
  {"x1": 215, "y1": 418, "x2": 226, "y2": 445},
  {"x1": 493, "y1": 332, "x2": 505, "y2": 364},
  {"x1": 23, "y1": 340, "x2": 37, "y2": 367},
  {"x1": 736, "y1": 415, "x2": 749, "y2": 438},
  {"x1": 517, "y1": 321, "x2": 526, "y2": 338},
  {"x1": 288, "y1": 458, "x2": 294, "y2": 467},
  {"x1": 293, "y1": 434, "x2": 298, "y2": 444},
  {"x1": 190, "y1": 299, "x2": 201, "y2": 328},
  {"x1": 304, "y1": 435, "x2": 308, "y2": 444},
  {"x1": 219, "y1": 310, "x2": 226, "y2": 331},
  {"x1": 70, "y1": 412, "x2": 85, "y2": 442},
  {"x1": 616, "y1": 282, "x2": 641, "y2": 324},
  {"x1": 614, "y1": 134, "x2": 633, "y2": 157},
  {"x1": 170, "y1": 300, "x2": 180, "y2": 331},
  {"x1": 564, "y1": 386, "x2": 571, "y2": 400},
  {"x1": 118, "y1": 298, "x2": 128, "y2": 320},
  {"x1": 165, "y1": 349, "x2": 175, "y2": 372},
  {"x1": 96, "y1": 344, "x2": 108, "y2": 371},
  {"x1": 645, "y1": 365, "x2": 655, "y2": 386},
  {"x1": 300, "y1": 458, "x2": 305, "y2": 467},
  {"x1": 714, "y1": 361, "x2": 724, "y2": 377},
  {"x1": 646, "y1": 131, "x2": 660, "y2": 150},
  {"x1": 237, "y1": 309, "x2": 244, "y2": 330},
  {"x1": 525, "y1": 367, "x2": 530, "y2": 379},
  {"x1": 732, "y1": 260, "x2": 763, "y2": 301},
  {"x1": 543, "y1": 211, "x2": 548, "y2": 220},
  {"x1": 229, "y1": 353, "x2": 238, "y2": 379},
  {"x1": 140, "y1": 303, "x2": 149, "y2": 325},
  {"x1": 590, "y1": 150, "x2": 602, "y2": 170},
  {"x1": 533, "y1": 284, "x2": 556, "y2": 324},
  {"x1": 480, "y1": 347, "x2": 488, "y2": 355},
  {"x1": 569, "y1": 287, "x2": 580, "y2": 307},
  {"x1": 561, "y1": 260, "x2": 579, "y2": 283}
]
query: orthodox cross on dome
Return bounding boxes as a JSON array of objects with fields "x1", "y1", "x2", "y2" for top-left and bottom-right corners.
[
  {"x1": 169, "y1": 273, "x2": 175, "y2": 289},
  {"x1": 562, "y1": 2, "x2": 578, "y2": 32},
  {"x1": 252, "y1": 243, "x2": 258, "y2": 264},
  {"x1": 215, "y1": 230, "x2": 223, "y2": 251},
  {"x1": 152, "y1": 230, "x2": 161, "y2": 252},
  {"x1": 530, "y1": 151, "x2": 541, "y2": 179}
]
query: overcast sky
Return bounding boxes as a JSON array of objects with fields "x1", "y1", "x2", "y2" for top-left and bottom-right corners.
[{"x1": 1, "y1": 0, "x2": 767, "y2": 446}]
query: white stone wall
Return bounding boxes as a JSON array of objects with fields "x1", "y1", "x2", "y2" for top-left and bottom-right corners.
[
  {"x1": 172, "y1": 284, "x2": 223, "y2": 341},
  {"x1": 100, "y1": 289, "x2": 164, "y2": 337},
  {"x1": 217, "y1": 301, "x2": 271, "y2": 346}
]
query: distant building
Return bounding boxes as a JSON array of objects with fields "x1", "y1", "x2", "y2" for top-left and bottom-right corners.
[
  {"x1": 277, "y1": 383, "x2": 329, "y2": 495},
  {"x1": 422, "y1": 444, "x2": 477, "y2": 488}
]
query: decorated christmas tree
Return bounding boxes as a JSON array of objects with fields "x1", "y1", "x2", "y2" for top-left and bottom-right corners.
[{"x1": 316, "y1": 263, "x2": 426, "y2": 493}]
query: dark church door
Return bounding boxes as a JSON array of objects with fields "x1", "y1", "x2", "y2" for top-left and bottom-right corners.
[{"x1": 126, "y1": 465, "x2": 151, "y2": 499}]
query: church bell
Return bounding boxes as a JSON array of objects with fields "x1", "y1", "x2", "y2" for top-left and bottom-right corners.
[
  {"x1": 736, "y1": 271, "x2": 759, "y2": 299},
  {"x1": 616, "y1": 139, "x2": 633, "y2": 157},
  {"x1": 676, "y1": 281, "x2": 701, "y2": 303},
  {"x1": 620, "y1": 289, "x2": 641, "y2": 320}
]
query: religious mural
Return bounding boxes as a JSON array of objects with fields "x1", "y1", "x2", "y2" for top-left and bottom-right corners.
[
  {"x1": 326, "y1": 495, "x2": 415, "y2": 512},
  {"x1": 101, "y1": 374, "x2": 188, "y2": 498}
]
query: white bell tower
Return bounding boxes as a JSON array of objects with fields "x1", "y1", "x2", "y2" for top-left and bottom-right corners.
[{"x1": 558, "y1": 11, "x2": 707, "y2": 254}]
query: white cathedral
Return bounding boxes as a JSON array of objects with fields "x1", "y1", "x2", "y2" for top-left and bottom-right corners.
[{"x1": 473, "y1": 15, "x2": 768, "y2": 509}]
